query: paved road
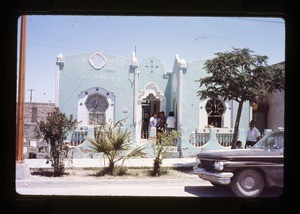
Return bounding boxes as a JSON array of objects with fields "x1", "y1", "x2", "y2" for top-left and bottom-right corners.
[{"x1": 16, "y1": 178, "x2": 283, "y2": 198}]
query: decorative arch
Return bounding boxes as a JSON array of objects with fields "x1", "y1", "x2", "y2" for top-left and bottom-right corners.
[
  {"x1": 135, "y1": 82, "x2": 166, "y2": 141},
  {"x1": 138, "y1": 82, "x2": 166, "y2": 101}
]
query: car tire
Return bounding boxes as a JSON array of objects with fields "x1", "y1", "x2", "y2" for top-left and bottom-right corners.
[{"x1": 230, "y1": 169, "x2": 264, "y2": 197}]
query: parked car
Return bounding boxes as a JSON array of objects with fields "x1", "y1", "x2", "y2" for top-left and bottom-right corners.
[{"x1": 193, "y1": 129, "x2": 284, "y2": 197}]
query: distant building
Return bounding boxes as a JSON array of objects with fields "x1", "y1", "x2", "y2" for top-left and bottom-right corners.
[
  {"x1": 20, "y1": 102, "x2": 56, "y2": 140},
  {"x1": 252, "y1": 61, "x2": 285, "y2": 134}
]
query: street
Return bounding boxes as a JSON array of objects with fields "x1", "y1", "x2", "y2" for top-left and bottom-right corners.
[{"x1": 16, "y1": 178, "x2": 283, "y2": 197}]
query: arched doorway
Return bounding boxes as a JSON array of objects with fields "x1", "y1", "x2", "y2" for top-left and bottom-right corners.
[
  {"x1": 136, "y1": 83, "x2": 166, "y2": 140},
  {"x1": 141, "y1": 93, "x2": 160, "y2": 139}
]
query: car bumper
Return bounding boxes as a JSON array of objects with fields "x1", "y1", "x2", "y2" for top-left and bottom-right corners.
[{"x1": 193, "y1": 166, "x2": 234, "y2": 185}]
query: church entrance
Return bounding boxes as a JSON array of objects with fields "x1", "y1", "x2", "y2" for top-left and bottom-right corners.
[
  {"x1": 141, "y1": 93, "x2": 160, "y2": 139},
  {"x1": 136, "y1": 82, "x2": 166, "y2": 141}
]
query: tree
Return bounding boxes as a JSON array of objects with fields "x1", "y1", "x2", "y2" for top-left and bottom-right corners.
[
  {"x1": 87, "y1": 118, "x2": 146, "y2": 175},
  {"x1": 35, "y1": 107, "x2": 78, "y2": 176},
  {"x1": 196, "y1": 47, "x2": 284, "y2": 148},
  {"x1": 152, "y1": 130, "x2": 181, "y2": 176}
]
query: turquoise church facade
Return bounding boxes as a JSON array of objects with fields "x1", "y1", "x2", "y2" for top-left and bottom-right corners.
[{"x1": 55, "y1": 51, "x2": 251, "y2": 157}]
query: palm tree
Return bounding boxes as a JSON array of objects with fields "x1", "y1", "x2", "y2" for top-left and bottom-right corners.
[{"x1": 87, "y1": 119, "x2": 146, "y2": 175}]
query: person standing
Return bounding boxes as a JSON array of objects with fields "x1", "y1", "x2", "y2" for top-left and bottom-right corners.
[
  {"x1": 166, "y1": 111, "x2": 176, "y2": 133},
  {"x1": 166, "y1": 111, "x2": 177, "y2": 146},
  {"x1": 245, "y1": 120, "x2": 261, "y2": 148},
  {"x1": 148, "y1": 112, "x2": 158, "y2": 141},
  {"x1": 157, "y1": 111, "x2": 166, "y2": 134}
]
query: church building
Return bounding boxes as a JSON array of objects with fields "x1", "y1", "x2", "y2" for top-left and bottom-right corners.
[{"x1": 55, "y1": 50, "x2": 284, "y2": 156}]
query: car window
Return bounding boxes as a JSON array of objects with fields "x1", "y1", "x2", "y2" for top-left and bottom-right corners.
[
  {"x1": 275, "y1": 135, "x2": 284, "y2": 150},
  {"x1": 252, "y1": 131, "x2": 284, "y2": 151}
]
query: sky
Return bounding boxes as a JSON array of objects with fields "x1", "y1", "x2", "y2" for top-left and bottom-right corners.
[{"x1": 17, "y1": 15, "x2": 285, "y2": 103}]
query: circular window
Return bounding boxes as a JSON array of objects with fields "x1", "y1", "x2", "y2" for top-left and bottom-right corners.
[
  {"x1": 86, "y1": 94, "x2": 109, "y2": 112},
  {"x1": 85, "y1": 94, "x2": 109, "y2": 125}
]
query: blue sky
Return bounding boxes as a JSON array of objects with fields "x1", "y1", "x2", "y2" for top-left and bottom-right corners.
[{"x1": 17, "y1": 15, "x2": 285, "y2": 103}]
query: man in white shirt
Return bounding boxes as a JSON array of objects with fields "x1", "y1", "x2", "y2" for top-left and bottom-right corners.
[
  {"x1": 245, "y1": 120, "x2": 261, "y2": 148},
  {"x1": 148, "y1": 112, "x2": 158, "y2": 141},
  {"x1": 166, "y1": 111, "x2": 176, "y2": 132}
]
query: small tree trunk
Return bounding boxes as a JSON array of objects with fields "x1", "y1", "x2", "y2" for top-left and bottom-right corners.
[
  {"x1": 231, "y1": 101, "x2": 243, "y2": 149},
  {"x1": 107, "y1": 161, "x2": 115, "y2": 175},
  {"x1": 152, "y1": 156, "x2": 161, "y2": 176}
]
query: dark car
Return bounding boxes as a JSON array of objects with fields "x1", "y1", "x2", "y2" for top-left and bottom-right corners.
[{"x1": 193, "y1": 129, "x2": 284, "y2": 197}]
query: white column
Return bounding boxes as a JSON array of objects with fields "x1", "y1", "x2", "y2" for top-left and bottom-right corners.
[
  {"x1": 131, "y1": 51, "x2": 140, "y2": 141},
  {"x1": 223, "y1": 101, "x2": 232, "y2": 128},
  {"x1": 198, "y1": 99, "x2": 208, "y2": 128},
  {"x1": 55, "y1": 54, "x2": 64, "y2": 107},
  {"x1": 134, "y1": 69, "x2": 140, "y2": 141},
  {"x1": 177, "y1": 68, "x2": 183, "y2": 130}
]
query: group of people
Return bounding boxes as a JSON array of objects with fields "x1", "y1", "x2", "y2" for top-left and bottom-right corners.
[
  {"x1": 148, "y1": 112, "x2": 261, "y2": 148},
  {"x1": 208, "y1": 119, "x2": 261, "y2": 149},
  {"x1": 148, "y1": 111, "x2": 176, "y2": 141}
]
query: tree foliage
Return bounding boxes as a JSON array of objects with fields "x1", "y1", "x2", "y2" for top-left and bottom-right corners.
[
  {"x1": 34, "y1": 107, "x2": 78, "y2": 176},
  {"x1": 196, "y1": 47, "x2": 284, "y2": 148},
  {"x1": 152, "y1": 130, "x2": 181, "y2": 176}
]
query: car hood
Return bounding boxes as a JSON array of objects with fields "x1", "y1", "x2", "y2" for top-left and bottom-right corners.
[{"x1": 196, "y1": 149, "x2": 283, "y2": 162}]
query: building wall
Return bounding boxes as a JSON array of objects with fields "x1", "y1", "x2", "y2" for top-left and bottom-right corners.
[
  {"x1": 21, "y1": 102, "x2": 56, "y2": 140},
  {"x1": 267, "y1": 62, "x2": 285, "y2": 131},
  {"x1": 181, "y1": 59, "x2": 206, "y2": 133},
  {"x1": 56, "y1": 50, "x2": 281, "y2": 145},
  {"x1": 268, "y1": 91, "x2": 285, "y2": 131},
  {"x1": 58, "y1": 51, "x2": 134, "y2": 130},
  {"x1": 138, "y1": 56, "x2": 170, "y2": 110}
]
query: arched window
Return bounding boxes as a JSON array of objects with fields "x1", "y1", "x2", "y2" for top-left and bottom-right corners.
[
  {"x1": 85, "y1": 94, "x2": 109, "y2": 125},
  {"x1": 205, "y1": 99, "x2": 225, "y2": 127}
]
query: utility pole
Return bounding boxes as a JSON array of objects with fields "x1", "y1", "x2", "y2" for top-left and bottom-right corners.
[
  {"x1": 28, "y1": 89, "x2": 35, "y2": 102},
  {"x1": 16, "y1": 15, "x2": 27, "y2": 163}
]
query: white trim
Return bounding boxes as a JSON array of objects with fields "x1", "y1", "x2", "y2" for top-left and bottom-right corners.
[
  {"x1": 77, "y1": 87, "x2": 115, "y2": 126},
  {"x1": 198, "y1": 98, "x2": 232, "y2": 129},
  {"x1": 88, "y1": 52, "x2": 106, "y2": 70},
  {"x1": 136, "y1": 83, "x2": 166, "y2": 141}
]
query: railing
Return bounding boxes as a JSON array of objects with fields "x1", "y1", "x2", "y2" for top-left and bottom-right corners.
[
  {"x1": 69, "y1": 130, "x2": 88, "y2": 146},
  {"x1": 217, "y1": 132, "x2": 233, "y2": 147},
  {"x1": 194, "y1": 132, "x2": 209, "y2": 147},
  {"x1": 191, "y1": 128, "x2": 234, "y2": 148},
  {"x1": 141, "y1": 131, "x2": 149, "y2": 139}
]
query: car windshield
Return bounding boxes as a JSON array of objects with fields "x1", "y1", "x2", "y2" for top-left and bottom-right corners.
[{"x1": 252, "y1": 131, "x2": 284, "y2": 151}]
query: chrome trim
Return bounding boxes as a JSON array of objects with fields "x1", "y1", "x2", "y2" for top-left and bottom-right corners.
[{"x1": 193, "y1": 166, "x2": 234, "y2": 185}]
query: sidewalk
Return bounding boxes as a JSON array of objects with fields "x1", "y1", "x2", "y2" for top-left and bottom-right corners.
[{"x1": 24, "y1": 157, "x2": 196, "y2": 170}]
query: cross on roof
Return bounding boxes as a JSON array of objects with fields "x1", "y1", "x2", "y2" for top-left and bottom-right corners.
[{"x1": 145, "y1": 60, "x2": 159, "y2": 73}]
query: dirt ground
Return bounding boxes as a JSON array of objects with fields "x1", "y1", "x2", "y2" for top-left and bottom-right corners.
[{"x1": 30, "y1": 167, "x2": 197, "y2": 180}]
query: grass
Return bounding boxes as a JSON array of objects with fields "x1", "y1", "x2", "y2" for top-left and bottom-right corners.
[{"x1": 30, "y1": 167, "x2": 195, "y2": 179}]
